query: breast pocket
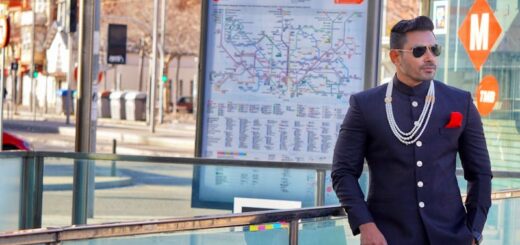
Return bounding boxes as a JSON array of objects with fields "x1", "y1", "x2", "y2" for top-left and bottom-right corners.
[{"x1": 439, "y1": 127, "x2": 462, "y2": 142}]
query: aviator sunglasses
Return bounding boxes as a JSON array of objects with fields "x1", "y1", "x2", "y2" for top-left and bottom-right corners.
[{"x1": 393, "y1": 44, "x2": 442, "y2": 58}]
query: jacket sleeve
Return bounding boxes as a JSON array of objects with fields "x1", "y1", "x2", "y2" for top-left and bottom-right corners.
[
  {"x1": 331, "y1": 94, "x2": 373, "y2": 235},
  {"x1": 459, "y1": 92, "x2": 493, "y2": 239}
]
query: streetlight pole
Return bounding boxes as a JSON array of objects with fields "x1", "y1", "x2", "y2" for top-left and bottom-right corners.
[
  {"x1": 158, "y1": 0, "x2": 166, "y2": 124},
  {"x1": 72, "y1": 0, "x2": 96, "y2": 225},
  {"x1": 150, "y1": 0, "x2": 159, "y2": 133}
]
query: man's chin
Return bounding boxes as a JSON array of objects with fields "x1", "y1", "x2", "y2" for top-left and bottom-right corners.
[{"x1": 420, "y1": 74, "x2": 436, "y2": 81}]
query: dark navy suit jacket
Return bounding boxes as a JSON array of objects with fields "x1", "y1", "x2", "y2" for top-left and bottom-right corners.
[{"x1": 332, "y1": 77, "x2": 492, "y2": 245}]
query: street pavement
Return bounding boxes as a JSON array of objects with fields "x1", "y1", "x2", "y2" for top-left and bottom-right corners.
[
  {"x1": 2, "y1": 107, "x2": 231, "y2": 228},
  {"x1": 3, "y1": 107, "x2": 196, "y2": 156}
]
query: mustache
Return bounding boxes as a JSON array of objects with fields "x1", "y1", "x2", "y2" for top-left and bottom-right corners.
[{"x1": 421, "y1": 64, "x2": 437, "y2": 69}]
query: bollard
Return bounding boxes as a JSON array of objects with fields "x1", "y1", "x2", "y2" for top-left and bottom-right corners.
[{"x1": 111, "y1": 139, "x2": 117, "y2": 176}]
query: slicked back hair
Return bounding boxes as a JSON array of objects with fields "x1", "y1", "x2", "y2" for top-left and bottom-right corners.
[{"x1": 390, "y1": 16, "x2": 435, "y2": 49}]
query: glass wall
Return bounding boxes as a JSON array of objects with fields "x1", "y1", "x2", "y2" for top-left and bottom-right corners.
[
  {"x1": 430, "y1": 0, "x2": 520, "y2": 171},
  {"x1": 0, "y1": 157, "x2": 22, "y2": 232}
]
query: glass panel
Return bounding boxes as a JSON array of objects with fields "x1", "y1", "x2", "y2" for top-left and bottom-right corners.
[
  {"x1": 43, "y1": 157, "x2": 241, "y2": 226},
  {"x1": 430, "y1": 0, "x2": 520, "y2": 172},
  {"x1": 42, "y1": 157, "x2": 74, "y2": 227},
  {"x1": 90, "y1": 160, "x2": 226, "y2": 224},
  {"x1": 62, "y1": 223, "x2": 289, "y2": 245},
  {"x1": 457, "y1": 176, "x2": 520, "y2": 194},
  {"x1": 195, "y1": 166, "x2": 316, "y2": 209},
  {"x1": 484, "y1": 197, "x2": 520, "y2": 244},
  {"x1": 299, "y1": 216, "x2": 358, "y2": 245},
  {"x1": 0, "y1": 157, "x2": 22, "y2": 232}
]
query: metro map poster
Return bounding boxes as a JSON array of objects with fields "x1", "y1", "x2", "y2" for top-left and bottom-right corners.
[{"x1": 194, "y1": 0, "x2": 373, "y2": 209}]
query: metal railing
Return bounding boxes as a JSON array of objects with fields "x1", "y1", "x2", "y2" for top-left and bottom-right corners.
[
  {"x1": 2, "y1": 151, "x2": 520, "y2": 243},
  {"x1": 0, "y1": 205, "x2": 346, "y2": 245},
  {"x1": 1, "y1": 189, "x2": 520, "y2": 245},
  {"x1": 0, "y1": 151, "x2": 332, "y2": 230}
]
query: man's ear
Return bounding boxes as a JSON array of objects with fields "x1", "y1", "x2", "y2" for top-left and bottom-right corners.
[{"x1": 389, "y1": 49, "x2": 401, "y2": 65}]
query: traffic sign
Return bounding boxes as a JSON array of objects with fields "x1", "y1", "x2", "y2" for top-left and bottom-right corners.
[
  {"x1": 0, "y1": 16, "x2": 10, "y2": 48},
  {"x1": 475, "y1": 75, "x2": 499, "y2": 116},
  {"x1": 458, "y1": 0, "x2": 502, "y2": 72}
]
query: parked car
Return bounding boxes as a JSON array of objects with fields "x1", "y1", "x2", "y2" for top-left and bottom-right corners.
[
  {"x1": 176, "y1": 96, "x2": 194, "y2": 113},
  {"x1": 2, "y1": 131, "x2": 31, "y2": 151}
]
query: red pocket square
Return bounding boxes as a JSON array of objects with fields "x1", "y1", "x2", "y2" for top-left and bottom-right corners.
[{"x1": 445, "y1": 112, "x2": 463, "y2": 128}]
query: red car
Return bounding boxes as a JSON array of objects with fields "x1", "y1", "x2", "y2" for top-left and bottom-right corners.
[{"x1": 2, "y1": 131, "x2": 31, "y2": 151}]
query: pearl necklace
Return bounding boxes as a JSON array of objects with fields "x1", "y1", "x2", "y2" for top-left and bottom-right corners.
[{"x1": 385, "y1": 81, "x2": 435, "y2": 145}]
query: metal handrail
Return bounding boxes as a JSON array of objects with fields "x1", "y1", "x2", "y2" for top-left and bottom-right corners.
[
  {"x1": 2, "y1": 151, "x2": 520, "y2": 235},
  {"x1": 2, "y1": 151, "x2": 519, "y2": 177},
  {"x1": 0, "y1": 205, "x2": 346, "y2": 245},
  {"x1": 2, "y1": 189, "x2": 520, "y2": 245},
  {"x1": 0, "y1": 151, "x2": 332, "y2": 170}
]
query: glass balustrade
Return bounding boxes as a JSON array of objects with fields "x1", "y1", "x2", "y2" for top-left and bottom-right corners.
[
  {"x1": 0, "y1": 156, "x2": 22, "y2": 232},
  {"x1": 1, "y1": 151, "x2": 520, "y2": 245}
]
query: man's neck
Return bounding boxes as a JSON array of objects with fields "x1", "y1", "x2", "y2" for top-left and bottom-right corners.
[{"x1": 396, "y1": 74, "x2": 422, "y2": 87}]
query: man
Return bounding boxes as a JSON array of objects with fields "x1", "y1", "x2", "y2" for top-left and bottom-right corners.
[{"x1": 332, "y1": 16, "x2": 492, "y2": 245}]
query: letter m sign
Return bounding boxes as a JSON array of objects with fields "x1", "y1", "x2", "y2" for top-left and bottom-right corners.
[{"x1": 458, "y1": 0, "x2": 502, "y2": 71}]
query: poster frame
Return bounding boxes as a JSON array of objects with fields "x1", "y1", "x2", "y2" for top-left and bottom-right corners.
[{"x1": 192, "y1": 0, "x2": 381, "y2": 209}]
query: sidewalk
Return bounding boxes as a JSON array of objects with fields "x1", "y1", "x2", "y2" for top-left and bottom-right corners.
[
  {"x1": 3, "y1": 107, "x2": 198, "y2": 190},
  {"x1": 3, "y1": 106, "x2": 197, "y2": 157}
]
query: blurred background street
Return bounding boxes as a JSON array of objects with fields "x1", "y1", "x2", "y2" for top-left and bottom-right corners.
[{"x1": 3, "y1": 107, "x2": 211, "y2": 228}]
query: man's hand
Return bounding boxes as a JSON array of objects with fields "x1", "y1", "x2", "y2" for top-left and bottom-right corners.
[{"x1": 359, "y1": 222, "x2": 387, "y2": 245}]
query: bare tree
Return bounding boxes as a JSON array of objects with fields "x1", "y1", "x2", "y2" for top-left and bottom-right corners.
[
  {"x1": 100, "y1": 0, "x2": 200, "y2": 61},
  {"x1": 100, "y1": 0, "x2": 201, "y2": 113}
]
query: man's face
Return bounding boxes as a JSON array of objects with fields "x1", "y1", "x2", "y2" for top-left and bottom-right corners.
[{"x1": 392, "y1": 31, "x2": 438, "y2": 86}]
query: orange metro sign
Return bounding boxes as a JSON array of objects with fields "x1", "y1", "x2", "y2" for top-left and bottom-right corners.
[
  {"x1": 475, "y1": 75, "x2": 499, "y2": 116},
  {"x1": 457, "y1": 0, "x2": 502, "y2": 72}
]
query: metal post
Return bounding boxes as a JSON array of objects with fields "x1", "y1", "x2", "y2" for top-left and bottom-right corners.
[
  {"x1": 150, "y1": 0, "x2": 159, "y2": 133},
  {"x1": 146, "y1": 59, "x2": 151, "y2": 125},
  {"x1": 137, "y1": 38, "x2": 145, "y2": 92},
  {"x1": 173, "y1": 56, "x2": 181, "y2": 115},
  {"x1": 87, "y1": 0, "x2": 101, "y2": 219},
  {"x1": 116, "y1": 72, "x2": 121, "y2": 90},
  {"x1": 364, "y1": 0, "x2": 382, "y2": 89},
  {"x1": 66, "y1": 33, "x2": 74, "y2": 125},
  {"x1": 112, "y1": 65, "x2": 117, "y2": 90},
  {"x1": 19, "y1": 155, "x2": 44, "y2": 229},
  {"x1": 158, "y1": 52, "x2": 164, "y2": 124},
  {"x1": 158, "y1": 0, "x2": 166, "y2": 124},
  {"x1": 289, "y1": 220, "x2": 299, "y2": 245},
  {"x1": 30, "y1": 9, "x2": 36, "y2": 119},
  {"x1": 72, "y1": 0, "x2": 96, "y2": 225},
  {"x1": 111, "y1": 139, "x2": 117, "y2": 176},
  {"x1": 315, "y1": 170, "x2": 326, "y2": 207},
  {"x1": 11, "y1": 68, "x2": 16, "y2": 118}
]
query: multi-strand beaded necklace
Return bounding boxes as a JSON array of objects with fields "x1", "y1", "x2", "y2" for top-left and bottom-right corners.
[{"x1": 385, "y1": 81, "x2": 435, "y2": 145}]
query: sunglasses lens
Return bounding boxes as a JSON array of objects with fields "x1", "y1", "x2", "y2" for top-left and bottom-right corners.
[
  {"x1": 411, "y1": 45, "x2": 442, "y2": 58},
  {"x1": 431, "y1": 45, "x2": 441, "y2": 56},
  {"x1": 412, "y1": 46, "x2": 427, "y2": 58}
]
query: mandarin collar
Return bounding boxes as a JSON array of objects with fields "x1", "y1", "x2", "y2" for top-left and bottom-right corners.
[{"x1": 392, "y1": 75, "x2": 431, "y2": 96}]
